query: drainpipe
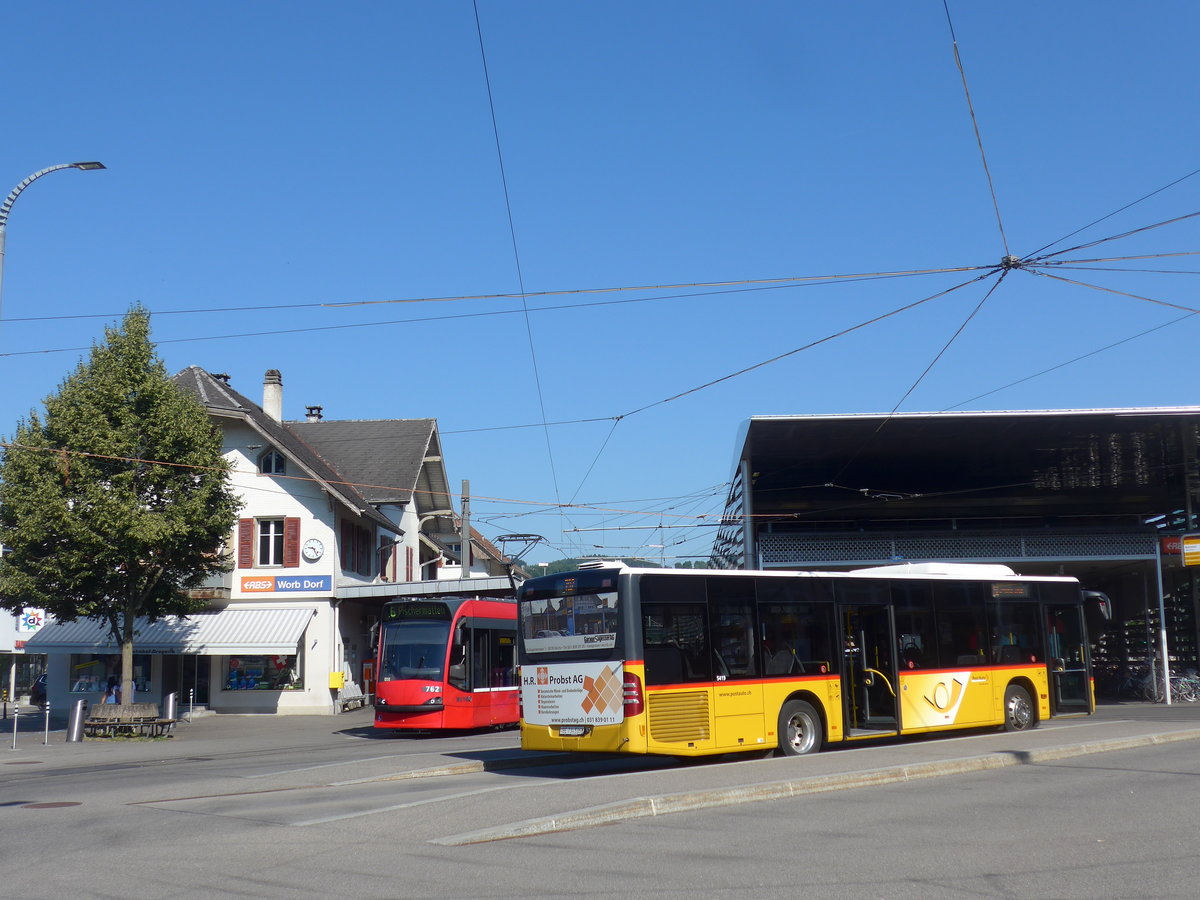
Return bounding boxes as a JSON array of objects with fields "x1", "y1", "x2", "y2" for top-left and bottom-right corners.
[{"x1": 332, "y1": 599, "x2": 342, "y2": 715}]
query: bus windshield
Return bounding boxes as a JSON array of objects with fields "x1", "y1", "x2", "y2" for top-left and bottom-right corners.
[
  {"x1": 379, "y1": 620, "x2": 450, "y2": 681},
  {"x1": 519, "y1": 591, "x2": 619, "y2": 653}
]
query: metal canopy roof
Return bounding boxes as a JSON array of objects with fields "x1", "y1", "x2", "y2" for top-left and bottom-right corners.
[
  {"x1": 24, "y1": 608, "x2": 315, "y2": 654},
  {"x1": 338, "y1": 576, "x2": 515, "y2": 601},
  {"x1": 739, "y1": 407, "x2": 1200, "y2": 525}
]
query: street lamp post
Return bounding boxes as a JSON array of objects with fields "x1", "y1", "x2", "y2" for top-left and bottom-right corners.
[
  {"x1": 0, "y1": 161, "x2": 106, "y2": 320},
  {"x1": 0, "y1": 160, "x2": 104, "y2": 713}
]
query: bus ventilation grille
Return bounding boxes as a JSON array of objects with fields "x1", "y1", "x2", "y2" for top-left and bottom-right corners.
[{"x1": 648, "y1": 691, "x2": 710, "y2": 743}]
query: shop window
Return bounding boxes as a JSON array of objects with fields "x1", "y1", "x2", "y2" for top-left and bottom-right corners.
[
  {"x1": 69, "y1": 654, "x2": 151, "y2": 695},
  {"x1": 224, "y1": 654, "x2": 303, "y2": 691}
]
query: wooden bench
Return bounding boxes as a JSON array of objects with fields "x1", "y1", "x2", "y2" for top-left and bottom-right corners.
[{"x1": 84, "y1": 702, "x2": 177, "y2": 737}]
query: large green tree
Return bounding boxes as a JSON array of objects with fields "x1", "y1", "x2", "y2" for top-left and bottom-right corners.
[{"x1": 0, "y1": 308, "x2": 240, "y2": 705}]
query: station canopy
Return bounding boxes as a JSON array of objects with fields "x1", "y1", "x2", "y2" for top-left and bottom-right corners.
[{"x1": 742, "y1": 407, "x2": 1200, "y2": 528}]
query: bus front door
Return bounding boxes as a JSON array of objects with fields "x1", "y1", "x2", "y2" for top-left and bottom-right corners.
[
  {"x1": 842, "y1": 606, "x2": 898, "y2": 736},
  {"x1": 1047, "y1": 604, "x2": 1091, "y2": 714}
]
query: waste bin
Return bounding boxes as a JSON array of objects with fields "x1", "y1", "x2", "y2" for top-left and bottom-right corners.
[
  {"x1": 161, "y1": 692, "x2": 177, "y2": 723},
  {"x1": 66, "y1": 699, "x2": 87, "y2": 743}
]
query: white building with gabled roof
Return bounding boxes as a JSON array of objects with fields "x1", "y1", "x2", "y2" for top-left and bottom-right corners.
[{"x1": 26, "y1": 368, "x2": 511, "y2": 715}]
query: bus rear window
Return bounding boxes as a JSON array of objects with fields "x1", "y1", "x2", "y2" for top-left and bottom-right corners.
[{"x1": 520, "y1": 591, "x2": 619, "y2": 652}]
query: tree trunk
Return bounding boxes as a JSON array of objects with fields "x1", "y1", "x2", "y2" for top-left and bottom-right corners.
[{"x1": 121, "y1": 601, "x2": 135, "y2": 706}]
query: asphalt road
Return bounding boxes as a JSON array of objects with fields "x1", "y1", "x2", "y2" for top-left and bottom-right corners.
[{"x1": 2, "y1": 701, "x2": 1198, "y2": 898}]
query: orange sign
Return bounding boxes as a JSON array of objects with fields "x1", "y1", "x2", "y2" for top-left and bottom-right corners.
[{"x1": 1183, "y1": 534, "x2": 1200, "y2": 567}]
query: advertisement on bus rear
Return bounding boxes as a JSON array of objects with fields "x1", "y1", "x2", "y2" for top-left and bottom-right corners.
[{"x1": 521, "y1": 661, "x2": 624, "y2": 726}]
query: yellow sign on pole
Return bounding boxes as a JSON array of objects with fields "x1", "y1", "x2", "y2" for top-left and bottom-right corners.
[{"x1": 1182, "y1": 534, "x2": 1200, "y2": 566}]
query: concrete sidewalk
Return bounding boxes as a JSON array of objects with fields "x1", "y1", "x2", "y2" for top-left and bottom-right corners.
[
  {"x1": 432, "y1": 702, "x2": 1200, "y2": 844},
  {"x1": 7, "y1": 700, "x2": 1200, "y2": 818}
]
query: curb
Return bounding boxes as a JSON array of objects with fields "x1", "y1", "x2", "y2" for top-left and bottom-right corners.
[{"x1": 431, "y1": 727, "x2": 1200, "y2": 845}]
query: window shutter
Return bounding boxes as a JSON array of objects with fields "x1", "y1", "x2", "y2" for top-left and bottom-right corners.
[
  {"x1": 341, "y1": 520, "x2": 353, "y2": 570},
  {"x1": 237, "y1": 519, "x2": 254, "y2": 568},
  {"x1": 283, "y1": 517, "x2": 301, "y2": 568}
]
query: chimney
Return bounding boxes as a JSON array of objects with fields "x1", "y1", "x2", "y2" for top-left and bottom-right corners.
[
  {"x1": 305, "y1": 405, "x2": 324, "y2": 423},
  {"x1": 263, "y1": 370, "x2": 283, "y2": 422}
]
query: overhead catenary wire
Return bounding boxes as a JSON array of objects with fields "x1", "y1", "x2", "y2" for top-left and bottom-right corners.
[
  {"x1": 472, "y1": 0, "x2": 567, "y2": 532},
  {"x1": 1025, "y1": 210, "x2": 1200, "y2": 266},
  {"x1": 1023, "y1": 268, "x2": 1200, "y2": 315},
  {"x1": 618, "y1": 269, "x2": 998, "y2": 419},
  {"x1": 826, "y1": 270, "x2": 1008, "y2": 485},
  {"x1": 0, "y1": 267, "x2": 978, "y2": 358},
  {"x1": 943, "y1": 309, "x2": 1199, "y2": 410},
  {"x1": 0, "y1": 263, "x2": 993, "y2": 324},
  {"x1": 943, "y1": 0, "x2": 1009, "y2": 256},
  {"x1": 1020, "y1": 165, "x2": 1200, "y2": 260}
]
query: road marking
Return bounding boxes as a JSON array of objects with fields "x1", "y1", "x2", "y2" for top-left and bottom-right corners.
[
  {"x1": 291, "y1": 783, "x2": 520, "y2": 827},
  {"x1": 244, "y1": 746, "x2": 507, "y2": 778}
]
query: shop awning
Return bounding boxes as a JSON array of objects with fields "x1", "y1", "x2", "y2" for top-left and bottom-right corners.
[{"x1": 23, "y1": 607, "x2": 315, "y2": 655}]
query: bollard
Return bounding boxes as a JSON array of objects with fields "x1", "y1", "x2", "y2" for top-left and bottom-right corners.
[
  {"x1": 161, "y1": 692, "x2": 177, "y2": 723},
  {"x1": 66, "y1": 699, "x2": 87, "y2": 743}
]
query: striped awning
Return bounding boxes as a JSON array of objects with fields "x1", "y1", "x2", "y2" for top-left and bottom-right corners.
[{"x1": 23, "y1": 607, "x2": 315, "y2": 654}]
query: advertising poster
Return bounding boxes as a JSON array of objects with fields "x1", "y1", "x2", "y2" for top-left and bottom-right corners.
[{"x1": 521, "y1": 661, "x2": 624, "y2": 726}]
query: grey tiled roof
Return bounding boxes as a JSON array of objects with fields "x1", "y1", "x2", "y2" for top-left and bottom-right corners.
[
  {"x1": 172, "y1": 367, "x2": 397, "y2": 533},
  {"x1": 288, "y1": 419, "x2": 436, "y2": 505}
]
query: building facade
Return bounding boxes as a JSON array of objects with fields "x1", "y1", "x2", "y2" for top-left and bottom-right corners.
[
  {"x1": 27, "y1": 368, "x2": 507, "y2": 715},
  {"x1": 715, "y1": 408, "x2": 1200, "y2": 689}
]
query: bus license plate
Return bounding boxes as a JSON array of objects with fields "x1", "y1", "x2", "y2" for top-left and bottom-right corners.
[{"x1": 558, "y1": 725, "x2": 587, "y2": 736}]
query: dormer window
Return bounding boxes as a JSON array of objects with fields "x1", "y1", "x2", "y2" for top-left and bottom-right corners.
[{"x1": 259, "y1": 449, "x2": 286, "y2": 475}]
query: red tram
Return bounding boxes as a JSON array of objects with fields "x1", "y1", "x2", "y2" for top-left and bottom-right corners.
[{"x1": 373, "y1": 596, "x2": 518, "y2": 730}]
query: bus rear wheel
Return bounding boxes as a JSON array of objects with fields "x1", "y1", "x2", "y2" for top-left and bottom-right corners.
[
  {"x1": 778, "y1": 699, "x2": 823, "y2": 756},
  {"x1": 1003, "y1": 684, "x2": 1035, "y2": 732}
]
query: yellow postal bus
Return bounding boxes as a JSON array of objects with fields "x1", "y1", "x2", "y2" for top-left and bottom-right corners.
[{"x1": 517, "y1": 562, "x2": 1107, "y2": 757}]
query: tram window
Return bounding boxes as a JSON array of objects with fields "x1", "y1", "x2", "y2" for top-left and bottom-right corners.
[
  {"x1": 447, "y1": 627, "x2": 470, "y2": 690},
  {"x1": 449, "y1": 626, "x2": 516, "y2": 691}
]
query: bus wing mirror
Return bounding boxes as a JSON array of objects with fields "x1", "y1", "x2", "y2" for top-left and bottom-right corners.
[{"x1": 1084, "y1": 591, "x2": 1112, "y2": 621}]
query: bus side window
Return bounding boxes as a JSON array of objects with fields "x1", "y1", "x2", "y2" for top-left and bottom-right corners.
[
  {"x1": 640, "y1": 601, "x2": 710, "y2": 684},
  {"x1": 707, "y1": 576, "x2": 758, "y2": 679}
]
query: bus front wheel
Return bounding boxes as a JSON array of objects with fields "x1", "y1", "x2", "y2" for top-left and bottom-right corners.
[
  {"x1": 778, "y1": 699, "x2": 823, "y2": 756},
  {"x1": 1003, "y1": 684, "x2": 1035, "y2": 732}
]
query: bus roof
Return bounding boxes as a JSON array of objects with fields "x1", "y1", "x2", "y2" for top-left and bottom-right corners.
[{"x1": 560, "y1": 561, "x2": 1078, "y2": 584}]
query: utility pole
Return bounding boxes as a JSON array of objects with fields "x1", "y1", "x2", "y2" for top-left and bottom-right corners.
[{"x1": 460, "y1": 479, "x2": 471, "y2": 578}]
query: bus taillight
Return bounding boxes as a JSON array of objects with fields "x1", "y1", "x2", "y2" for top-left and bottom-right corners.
[{"x1": 623, "y1": 670, "x2": 644, "y2": 717}]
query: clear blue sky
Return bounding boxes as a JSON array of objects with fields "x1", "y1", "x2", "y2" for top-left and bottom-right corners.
[{"x1": 2, "y1": 1, "x2": 1197, "y2": 566}]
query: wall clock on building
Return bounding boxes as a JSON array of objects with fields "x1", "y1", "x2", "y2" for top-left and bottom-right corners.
[{"x1": 302, "y1": 538, "x2": 324, "y2": 561}]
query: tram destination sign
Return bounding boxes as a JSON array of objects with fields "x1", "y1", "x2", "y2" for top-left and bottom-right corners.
[{"x1": 386, "y1": 602, "x2": 452, "y2": 620}]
